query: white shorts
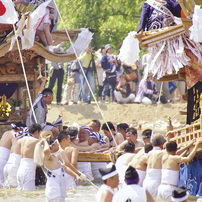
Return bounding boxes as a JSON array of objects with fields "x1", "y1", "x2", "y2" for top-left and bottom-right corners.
[
  {"x1": 37, "y1": 8, "x2": 51, "y2": 31},
  {"x1": 158, "y1": 184, "x2": 176, "y2": 201},
  {"x1": 0, "y1": 147, "x2": 10, "y2": 184},
  {"x1": 17, "y1": 158, "x2": 36, "y2": 190},
  {"x1": 4, "y1": 153, "x2": 21, "y2": 188},
  {"x1": 65, "y1": 173, "x2": 76, "y2": 188}
]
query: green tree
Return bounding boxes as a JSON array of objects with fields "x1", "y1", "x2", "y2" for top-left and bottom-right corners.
[{"x1": 56, "y1": 0, "x2": 145, "y2": 53}]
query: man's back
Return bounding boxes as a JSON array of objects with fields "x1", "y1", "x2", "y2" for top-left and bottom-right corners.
[
  {"x1": 0, "y1": 130, "x2": 14, "y2": 149},
  {"x1": 21, "y1": 137, "x2": 39, "y2": 159},
  {"x1": 162, "y1": 153, "x2": 180, "y2": 171},
  {"x1": 11, "y1": 138, "x2": 21, "y2": 155},
  {"x1": 147, "y1": 149, "x2": 165, "y2": 169}
]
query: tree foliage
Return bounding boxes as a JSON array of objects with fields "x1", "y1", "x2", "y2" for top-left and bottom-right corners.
[{"x1": 55, "y1": 0, "x2": 146, "y2": 54}]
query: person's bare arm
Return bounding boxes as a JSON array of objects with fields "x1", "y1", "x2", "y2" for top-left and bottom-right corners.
[
  {"x1": 38, "y1": 76, "x2": 47, "y2": 92},
  {"x1": 62, "y1": 164, "x2": 83, "y2": 185},
  {"x1": 71, "y1": 147, "x2": 79, "y2": 169},
  {"x1": 116, "y1": 140, "x2": 126, "y2": 151},
  {"x1": 179, "y1": 141, "x2": 200, "y2": 163},
  {"x1": 146, "y1": 189, "x2": 155, "y2": 202},
  {"x1": 41, "y1": 139, "x2": 51, "y2": 161},
  {"x1": 96, "y1": 64, "x2": 102, "y2": 69},
  {"x1": 116, "y1": 133, "x2": 124, "y2": 145},
  {"x1": 75, "y1": 144, "x2": 100, "y2": 152},
  {"x1": 101, "y1": 189, "x2": 113, "y2": 202},
  {"x1": 176, "y1": 140, "x2": 194, "y2": 155},
  {"x1": 180, "y1": 150, "x2": 188, "y2": 157},
  {"x1": 103, "y1": 147, "x2": 116, "y2": 154},
  {"x1": 142, "y1": 155, "x2": 148, "y2": 165},
  {"x1": 60, "y1": 151, "x2": 80, "y2": 176}
]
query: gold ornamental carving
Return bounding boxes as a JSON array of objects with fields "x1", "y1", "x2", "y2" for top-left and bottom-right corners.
[
  {"x1": 5, "y1": 50, "x2": 38, "y2": 63},
  {"x1": 0, "y1": 62, "x2": 36, "y2": 75}
]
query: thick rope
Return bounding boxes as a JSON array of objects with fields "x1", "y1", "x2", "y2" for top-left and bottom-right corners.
[
  {"x1": 53, "y1": 0, "x2": 118, "y2": 146},
  {"x1": 7, "y1": 1, "x2": 37, "y2": 123}
]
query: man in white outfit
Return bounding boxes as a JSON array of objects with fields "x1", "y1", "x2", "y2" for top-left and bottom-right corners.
[
  {"x1": 113, "y1": 166, "x2": 154, "y2": 202},
  {"x1": 158, "y1": 140, "x2": 200, "y2": 201},
  {"x1": 96, "y1": 164, "x2": 119, "y2": 202},
  {"x1": 17, "y1": 124, "x2": 42, "y2": 190},
  {"x1": 143, "y1": 134, "x2": 166, "y2": 197}
]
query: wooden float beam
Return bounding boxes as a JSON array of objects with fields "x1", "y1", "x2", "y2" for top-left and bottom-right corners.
[
  {"x1": 77, "y1": 152, "x2": 118, "y2": 162},
  {"x1": 134, "y1": 24, "x2": 185, "y2": 48},
  {"x1": 168, "y1": 115, "x2": 202, "y2": 147},
  {"x1": 0, "y1": 41, "x2": 76, "y2": 63},
  {"x1": 0, "y1": 74, "x2": 35, "y2": 83}
]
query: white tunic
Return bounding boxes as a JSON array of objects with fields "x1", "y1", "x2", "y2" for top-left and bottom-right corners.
[
  {"x1": 96, "y1": 184, "x2": 115, "y2": 202},
  {"x1": 112, "y1": 184, "x2": 147, "y2": 202},
  {"x1": 0, "y1": 146, "x2": 10, "y2": 184},
  {"x1": 17, "y1": 158, "x2": 36, "y2": 190}
]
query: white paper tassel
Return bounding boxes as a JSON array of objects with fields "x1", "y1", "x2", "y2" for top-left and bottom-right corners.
[
  {"x1": 118, "y1": 31, "x2": 140, "y2": 66},
  {"x1": 66, "y1": 28, "x2": 94, "y2": 56}
]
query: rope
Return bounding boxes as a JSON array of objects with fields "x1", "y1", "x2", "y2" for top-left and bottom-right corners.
[
  {"x1": 171, "y1": 105, "x2": 187, "y2": 119},
  {"x1": 151, "y1": 82, "x2": 163, "y2": 137},
  {"x1": 7, "y1": 1, "x2": 37, "y2": 123},
  {"x1": 53, "y1": 0, "x2": 118, "y2": 146},
  {"x1": 86, "y1": 179, "x2": 99, "y2": 190}
]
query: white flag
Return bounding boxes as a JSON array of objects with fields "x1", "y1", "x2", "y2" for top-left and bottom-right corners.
[
  {"x1": 22, "y1": 0, "x2": 52, "y2": 49},
  {"x1": 9, "y1": 0, "x2": 52, "y2": 51},
  {"x1": 0, "y1": 0, "x2": 18, "y2": 24}
]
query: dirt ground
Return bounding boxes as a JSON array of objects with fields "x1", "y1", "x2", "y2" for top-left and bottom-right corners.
[{"x1": 47, "y1": 102, "x2": 187, "y2": 134}]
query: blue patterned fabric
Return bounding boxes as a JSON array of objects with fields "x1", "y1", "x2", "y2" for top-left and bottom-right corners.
[
  {"x1": 80, "y1": 126, "x2": 91, "y2": 134},
  {"x1": 178, "y1": 156, "x2": 202, "y2": 196},
  {"x1": 89, "y1": 132, "x2": 106, "y2": 145}
]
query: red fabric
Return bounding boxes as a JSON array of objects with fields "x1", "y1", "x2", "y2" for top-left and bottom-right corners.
[{"x1": 185, "y1": 50, "x2": 202, "y2": 89}]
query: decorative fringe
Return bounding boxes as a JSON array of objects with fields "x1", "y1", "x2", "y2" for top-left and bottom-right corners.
[{"x1": 144, "y1": 31, "x2": 202, "y2": 80}]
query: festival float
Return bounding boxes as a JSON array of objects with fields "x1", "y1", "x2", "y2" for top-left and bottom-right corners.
[
  {"x1": 0, "y1": 1, "x2": 80, "y2": 129},
  {"x1": 135, "y1": 0, "x2": 202, "y2": 197}
]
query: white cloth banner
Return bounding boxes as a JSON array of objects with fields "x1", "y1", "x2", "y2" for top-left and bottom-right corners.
[
  {"x1": 0, "y1": 0, "x2": 18, "y2": 24},
  {"x1": 9, "y1": 0, "x2": 51, "y2": 51},
  {"x1": 118, "y1": 31, "x2": 140, "y2": 66},
  {"x1": 66, "y1": 28, "x2": 94, "y2": 56},
  {"x1": 189, "y1": 5, "x2": 202, "y2": 43}
]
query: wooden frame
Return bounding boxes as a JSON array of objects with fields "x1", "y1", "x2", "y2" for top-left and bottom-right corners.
[{"x1": 167, "y1": 115, "x2": 202, "y2": 147}]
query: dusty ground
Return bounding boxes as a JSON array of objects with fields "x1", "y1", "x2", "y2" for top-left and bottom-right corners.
[{"x1": 47, "y1": 102, "x2": 187, "y2": 134}]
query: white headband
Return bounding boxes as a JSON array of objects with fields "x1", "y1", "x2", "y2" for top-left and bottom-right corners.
[
  {"x1": 102, "y1": 170, "x2": 117, "y2": 180},
  {"x1": 171, "y1": 192, "x2": 188, "y2": 202}
]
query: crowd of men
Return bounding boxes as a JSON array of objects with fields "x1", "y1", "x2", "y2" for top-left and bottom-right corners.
[
  {"x1": 1, "y1": 0, "x2": 196, "y2": 201},
  {"x1": 0, "y1": 115, "x2": 199, "y2": 201}
]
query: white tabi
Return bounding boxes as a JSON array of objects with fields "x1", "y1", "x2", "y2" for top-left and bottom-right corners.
[
  {"x1": 0, "y1": 146, "x2": 10, "y2": 185},
  {"x1": 158, "y1": 169, "x2": 179, "y2": 201},
  {"x1": 65, "y1": 173, "x2": 76, "y2": 188},
  {"x1": 17, "y1": 158, "x2": 36, "y2": 190},
  {"x1": 136, "y1": 169, "x2": 146, "y2": 187},
  {"x1": 143, "y1": 168, "x2": 161, "y2": 197},
  {"x1": 4, "y1": 153, "x2": 21, "y2": 188},
  {"x1": 44, "y1": 157, "x2": 67, "y2": 202},
  {"x1": 96, "y1": 184, "x2": 115, "y2": 202},
  {"x1": 91, "y1": 162, "x2": 107, "y2": 180},
  {"x1": 77, "y1": 162, "x2": 93, "y2": 181},
  {"x1": 112, "y1": 184, "x2": 147, "y2": 202}
]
